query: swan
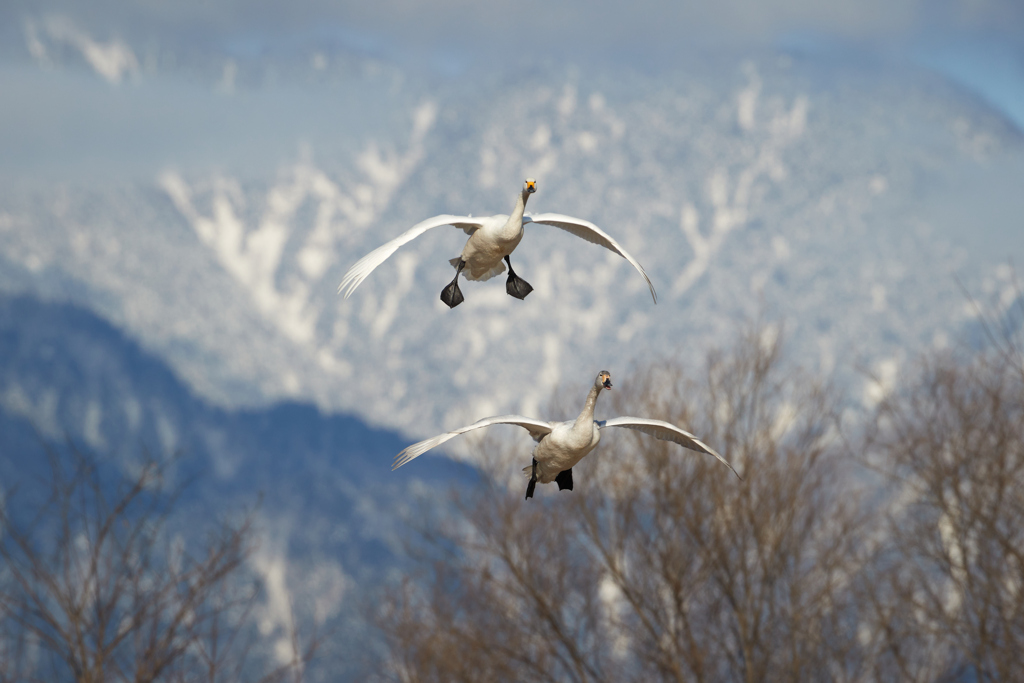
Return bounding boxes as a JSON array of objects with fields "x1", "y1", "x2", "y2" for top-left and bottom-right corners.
[
  {"x1": 338, "y1": 179, "x2": 657, "y2": 308},
  {"x1": 393, "y1": 371, "x2": 740, "y2": 499}
]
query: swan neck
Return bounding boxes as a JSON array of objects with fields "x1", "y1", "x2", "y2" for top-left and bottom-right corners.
[
  {"x1": 509, "y1": 189, "x2": 530, "y2": 224},
  {"x1": 575, "y1": 384, "x2": 602, "y2": 428}
]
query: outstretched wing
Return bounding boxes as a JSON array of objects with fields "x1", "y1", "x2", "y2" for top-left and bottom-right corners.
[
  {"x1": 338, "y1": 215, "x2": 485, "y2": 298},
  {"x1": 524, "y1": 213, "x2": 657, "y2": 303},
  {"x1": 393, "y1": 415, "x2": 555, "y2": 470},
  {"x1": 599, "y1": 417, "x2": 741, "y2": 479}
]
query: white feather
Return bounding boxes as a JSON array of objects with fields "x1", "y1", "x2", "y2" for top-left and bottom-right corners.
[
  {"x1": 339, "y1": 180, "x2": 658, "y2": 303},
  {"x1": 393, "y1": 372, "x2": 740, "y2": 492}
]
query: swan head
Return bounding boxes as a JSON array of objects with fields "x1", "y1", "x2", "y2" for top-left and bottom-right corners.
[
  {"x1": 524, "y1": 178, "x2": 537, "y2": 194},
  {"x1": 597, "y1": 370, "x2": 612, "y2": 390}
]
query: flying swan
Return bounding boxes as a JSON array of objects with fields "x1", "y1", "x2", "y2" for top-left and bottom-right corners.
[
  {"x1": 393, "y1": 371, "x2": 740, "y2": 499},
  {"x1": 338, "y1": 179, "x2": 657, "y2": 308}
]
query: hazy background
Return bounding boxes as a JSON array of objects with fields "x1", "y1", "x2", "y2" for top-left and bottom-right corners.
[
  {"x1": 1, "y1": 0, "x2": 1022, "y2": 677},
  {"x1": 2, "y1": 1, "x2": 1023, "y2": 175}
]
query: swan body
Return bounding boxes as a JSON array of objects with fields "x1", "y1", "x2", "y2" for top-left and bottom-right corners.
[
  {"x1": 338, "y1": 179, "x2": 657, "y2": 308},
  {"x1": 393, "y1": 371, "x2": 740, "y2": 499}
]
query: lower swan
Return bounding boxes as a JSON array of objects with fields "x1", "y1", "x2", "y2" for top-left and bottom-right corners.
[{"x1": 393, "y1": 371, "x2": 741, "y2": 499}]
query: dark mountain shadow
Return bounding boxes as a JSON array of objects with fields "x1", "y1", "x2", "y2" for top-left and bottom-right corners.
[{"x1": 0, "y1": 292, "x2": 476, "y2": 679}]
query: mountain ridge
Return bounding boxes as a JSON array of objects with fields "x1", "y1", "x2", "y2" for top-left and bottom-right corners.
[
  {"x1": 2, "y1": 55, "x2": 1022, "y2": 462},
  {"x1": 0, "y1": 292, "x2": 477, "y2": 679}
]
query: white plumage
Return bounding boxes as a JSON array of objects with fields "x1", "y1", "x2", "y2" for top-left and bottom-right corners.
[
  {"x1": 338, "y1": 179, "x2": 657, "y2": 308},
  {"x1": 393, "y1": 371, "x2": 740, "y2": 499}
]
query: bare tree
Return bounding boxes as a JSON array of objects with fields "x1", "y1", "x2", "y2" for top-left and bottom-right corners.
[
  {"x1": 377, "y1": 323, "x2": 869, "y2": 682},
  {"x1": 0, "y1": 446, "x2": 317, "y2": 683},
  {"x1": 378, "y1": 484, "x2": 623, "y2": 683},
  {"x1": 864, "y1": 300, "x2": 1024, "y2": 682}
]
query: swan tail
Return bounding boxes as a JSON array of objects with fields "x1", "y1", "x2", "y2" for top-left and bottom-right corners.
[
  {"x1": 465, "y1": 261, "x2": 506, "y2": 282},
  {"x1": 449, "y1": 256, "x2": 506, "y2": 282}
]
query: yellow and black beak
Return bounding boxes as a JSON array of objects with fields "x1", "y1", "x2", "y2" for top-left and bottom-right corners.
[
  {"x1": 525, "y1": 179, "x2": 537, "y2": 193},
  {"x1": 602, "y1": 376, "x2": 613, "y2": 389}
]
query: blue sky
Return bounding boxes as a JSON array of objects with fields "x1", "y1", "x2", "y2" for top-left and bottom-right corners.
[
  {"x1": 3, "y1": 0, "x2": 1022, "y2": 131},
  {"x1": 916, "y1": 41, "x2": 1024, "y2": 131},
  {"x1": 1, "y1": 0, "x2": 1021, "y2": 189},
  {"x1": 3, "y1": 1, "x2": 1022, "y2": 66}
]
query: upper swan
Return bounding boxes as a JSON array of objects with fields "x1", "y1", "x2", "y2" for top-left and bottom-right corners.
[{"x1": 338, "y1": 179, "x2": 658, "y2": 308}]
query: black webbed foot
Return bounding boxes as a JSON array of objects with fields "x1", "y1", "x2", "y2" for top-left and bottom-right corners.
[
  {"x1": 555, "y1": 468, "x2": 574, "y2": 491},
  {"x1": 525, "y1": 458, "x2": 538, "y2": 500},
  {"x1": 440, "y1": 281, "x2": 465, "y2": 308},
  {"x1": 504, "y1": 255, "x2": 533, "y2": 300},
  {"x1": 440, "y1": 259, "x2": 466, "y2": 308},
  {"x1": 506, "y1": 273, "x2": 533, "y2": 300}
]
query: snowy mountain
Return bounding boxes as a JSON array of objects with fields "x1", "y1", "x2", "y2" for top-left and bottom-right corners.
[
  {"x1": 0, "y1": 293, "x2": 476, "y2": 678},
  {"x1": 3, "y1": 17, "x2": 1024, "y2": 677},
  {"x1": 3, "y1": 53, "x2": 1022, "y2": 467}
]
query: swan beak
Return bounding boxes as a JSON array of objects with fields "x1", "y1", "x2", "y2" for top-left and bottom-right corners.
[
  {"x1": 603, "y1": 378, "x2": 613, "y2": 389},
  {"x1": 525, "y1": 179, "x2": 537, "y2": 193}
]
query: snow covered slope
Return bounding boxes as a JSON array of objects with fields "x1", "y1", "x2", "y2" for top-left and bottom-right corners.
[
  {"x1": 0, "y1": 293, "x2": 476, "y2": 678},
  {"x1": 1, "y1": 54, "x2": 1022, "y2": 465}
]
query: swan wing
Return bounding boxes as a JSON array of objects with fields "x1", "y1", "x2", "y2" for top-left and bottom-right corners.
[
  {"x1": 338, "y1": 214, "x2": 485, "y2": 298},
  {"x1": 393, "y1": 415, "x2": 555, "y2": 470},
  {"x1": 599, "y1": 417, "x2": 741, "y2": 479},
  {"x1": 524, "y1": 213, "x2": 657, "y2": 303}
]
